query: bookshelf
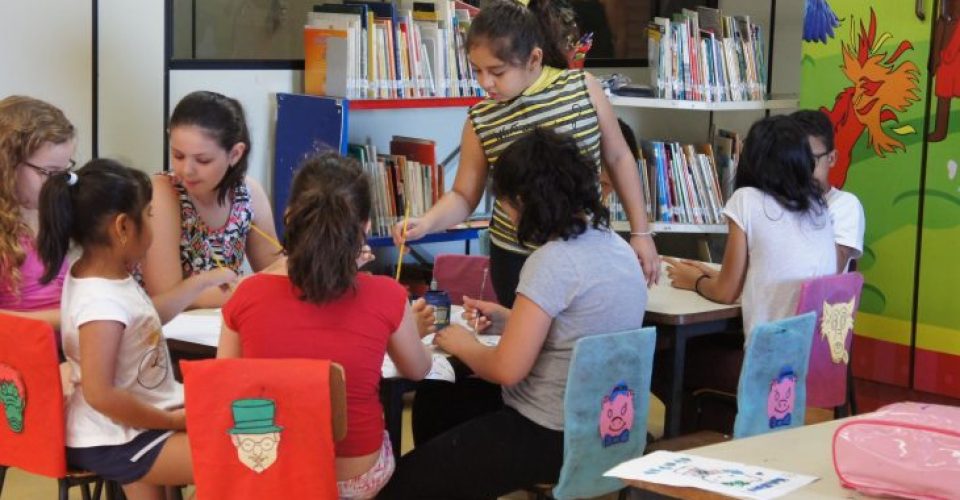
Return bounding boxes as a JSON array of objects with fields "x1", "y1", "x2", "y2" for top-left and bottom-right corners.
[
  {"x1": 609, "y1": 95, "x2": 797, "y2": 111},
  {"x1": 350, "y1": 97, "x2": 483, "y2": 110},
  {"x1": 611, "y1": 221, "x2": 728, "y2": 234}
]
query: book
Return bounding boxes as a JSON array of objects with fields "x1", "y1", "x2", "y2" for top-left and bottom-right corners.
[{"x1": 304, "y1": 27, "x2": 351, "y2": 98}]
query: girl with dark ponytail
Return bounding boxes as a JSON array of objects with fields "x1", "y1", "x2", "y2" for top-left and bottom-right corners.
[
  {"x1": 218, "y1": 153, "x2": 431, "y2": 498},
  {"x1": 39, "y1": 159, "x2": 236, "y2": 497},
  {"x1": 391, "y1": 0, "x2": 659, "y2": 308}
]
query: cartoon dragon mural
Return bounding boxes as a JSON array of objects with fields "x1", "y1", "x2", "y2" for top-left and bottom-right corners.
[{"x1": 821, "y1": 8, "x2": 921, "y2": 188}]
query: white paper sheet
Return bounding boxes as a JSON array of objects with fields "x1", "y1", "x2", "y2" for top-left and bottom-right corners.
[
  {"x1": 604, "y1": 451, "x2": 819, "y2": 500},
  {"x1": 162, "y1": 310, "x2": 221, "y2": 346}
]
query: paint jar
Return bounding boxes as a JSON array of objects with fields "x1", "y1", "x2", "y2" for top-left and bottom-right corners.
[{"x1": 423, "y1": 279, "x2": 451, "y2": 330}]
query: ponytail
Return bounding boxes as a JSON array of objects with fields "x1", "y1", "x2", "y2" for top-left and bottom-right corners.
[
  {"x1": 284, "y1": 154, "x2": 371, "y2": 303},
  {"x1": 467, "y1": 0, "x2": 577, "y2": 70},
  {"x1": 36, "y1": 159, "x2": 152, "y2": 284},
  {"x1": 37, "y1": 173, "x2": 74, "y2": 284}
]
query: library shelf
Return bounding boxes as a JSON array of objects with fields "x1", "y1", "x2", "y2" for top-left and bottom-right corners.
[
  {"x1": 608, "y1": 95, "x2": 798, "y2": 111},
  {"x1": 349, "y1": 97, "x2": 483, "y2": 110},
  {"x1": 611, "y1": 220, "x2": 729, "y2": 234}
]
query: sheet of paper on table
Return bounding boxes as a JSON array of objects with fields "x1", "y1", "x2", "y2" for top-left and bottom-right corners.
[
  {"x1": 604, "y1": 450, "x2": 818, "y2": 500},
  {"x1": 162, "y1": 310, "x2": 221, "y2": 345}
]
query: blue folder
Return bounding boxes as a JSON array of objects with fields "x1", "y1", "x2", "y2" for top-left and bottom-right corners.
[{"x1": 273, "y1": 93, "x2": 349, "y2": 235}]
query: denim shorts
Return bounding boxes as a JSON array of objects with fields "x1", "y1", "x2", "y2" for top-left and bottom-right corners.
[{"x1": 66, "y1": 430, "x2": 173, "y2": 484}]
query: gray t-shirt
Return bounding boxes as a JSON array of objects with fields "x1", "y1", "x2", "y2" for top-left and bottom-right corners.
[{"x1": 503, "y1": 227, "x2": 648, "y2": 431}]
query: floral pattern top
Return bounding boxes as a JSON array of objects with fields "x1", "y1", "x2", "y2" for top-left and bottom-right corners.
[{"x1": 169, "y1": 173, "x2": 253, "y2": 277}]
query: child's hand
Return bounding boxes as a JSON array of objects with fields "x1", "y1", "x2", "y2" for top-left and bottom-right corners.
[
  {"x1": 411, "y1": 298, "x2": 436, "y2": 337},
  {"x1": 433, "y1": 324, "x2": 478, "y2": 354},
  {"x1": 356, "y1": 245, "x2": 375, "y2": 268},
  {"x1": 663, "y1": 257, "x2": 711, "y2": 291},
  {"x1": 202, "y1": 267, "x2": 239, "y2": 292},
  {"x1": 462, "y1": 296, "x2": 508, "y2": 335}
]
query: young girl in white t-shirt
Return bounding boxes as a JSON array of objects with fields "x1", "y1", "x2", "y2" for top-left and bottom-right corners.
[
  {"x1": 664, "y1": 115, "x2": 836, "y2": 400},
  {"x1": 37, "y1": 159, "x2": 236, "y2": 499}
]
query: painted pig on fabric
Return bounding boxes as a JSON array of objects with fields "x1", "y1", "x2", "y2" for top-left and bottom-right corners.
[
  {"x1": 767, "y1": 368, "x2": 797, "y2": 429},
  {"x1": 600, "y1": 382, "x2": 634, "y2": 447}
]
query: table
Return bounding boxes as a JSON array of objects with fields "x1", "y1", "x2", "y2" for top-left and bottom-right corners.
[
  {"x1": 644, "y1": 265, "x2": 741, "y2": 438},
  {"x1": 625, "y1": 418, "x2": 878, "y2": 499}
]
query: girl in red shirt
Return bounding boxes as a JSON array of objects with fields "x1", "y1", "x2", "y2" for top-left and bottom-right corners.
[{"x1": 218, "y1": 153, "x2": 431, "y2": 499}]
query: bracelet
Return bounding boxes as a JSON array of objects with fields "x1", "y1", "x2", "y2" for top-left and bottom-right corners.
[
  {"x1": 630, "y1": 230, "x2": 655, "y2": 238},
  {"x1": 694, "y1": 274, "x2": 710, "y2": 297}
]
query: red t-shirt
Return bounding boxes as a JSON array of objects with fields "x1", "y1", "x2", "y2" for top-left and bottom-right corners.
[{"x1": 222, "y1": 273, "x2": 406, "y2": 457}]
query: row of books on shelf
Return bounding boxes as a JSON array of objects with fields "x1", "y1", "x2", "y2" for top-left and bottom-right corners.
[
  {"x1": 349, "y1": 136, "x2": 446, "y2": 236},
  {"x1": 648, "y1": 6, "x2": 767, "y2": 102},
  {"x1": 305, "y1": 0, "x2": 483, "y2": 100},
  {"x1": 608, "y1": 131, "x2": 743, "y2": 225}
]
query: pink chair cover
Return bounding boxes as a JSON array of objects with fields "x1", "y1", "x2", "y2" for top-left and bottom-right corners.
[
  {"x1": 432, "y1": 254, "x2": 499, "y2": 306},
  {"x1": 794, "y1": 272, "x2": 864, "y2": 409}
]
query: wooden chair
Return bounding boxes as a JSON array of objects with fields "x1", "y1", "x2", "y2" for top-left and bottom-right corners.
[
  {"x1": 181, "y1": 358, "x2": 347, "y2": 499},
  {"x1": 794, "y1": 272, "x2": 864, "y2": 418},
  {"x1": 650, "y1": 313, "x2": 817, "y2": 452},
  {"x1": 432, "y1": 254, "x2": 498, "y2": 306},
  {"x1": 0, "y1": 313, "x2": 116, "y2": 500},
  {"x1": 532, "y1": 327, "x2": 657, "y2": 500}
]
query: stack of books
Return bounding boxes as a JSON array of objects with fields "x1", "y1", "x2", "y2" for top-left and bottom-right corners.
[
  {"x1": 349, "y1": 136, "x2": 445, "y2": 235},
  {"x1": 647, "y1": 6, "x2": 767, "y2": 102},
  {"x1": 305, "y1": 0, "x2": 483, "y2": 99},
  {"x1": 607, "y1": 141, "x2": 726, "y2": 225}
]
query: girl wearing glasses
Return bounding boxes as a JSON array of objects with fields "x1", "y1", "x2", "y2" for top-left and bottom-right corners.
[{"x1": 0, "y1": 95, "x2": 76, "y2": 336}]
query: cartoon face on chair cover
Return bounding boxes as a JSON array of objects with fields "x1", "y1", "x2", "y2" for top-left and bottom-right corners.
[
  {"x1": 0, "y1": 363, "x2": 26, "y2": 433},
  {"x1": 821, "y1": 298, "x2": 855, "y2": 364},
  {"x1": 767, "y1": 368, "x2": 797, "y2": 429},
  {"x1": 228, "y1": 398, "x2": 284, "y2": 473},
  {"x1": 599, "y1": 381, "x2": 634, "y2": 447}
]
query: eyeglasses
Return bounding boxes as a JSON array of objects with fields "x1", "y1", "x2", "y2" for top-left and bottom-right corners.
[
  {"x1": 812, "y1": 150, "x2": 834, "y2": 163},
  {"x1": 22, "y1": 159, "x2": 77, "y2": 177}
]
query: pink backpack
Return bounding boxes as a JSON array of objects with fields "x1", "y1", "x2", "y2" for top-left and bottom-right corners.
[{"x1": 832, "y1": 402, "x2": 960, "y2": 499}]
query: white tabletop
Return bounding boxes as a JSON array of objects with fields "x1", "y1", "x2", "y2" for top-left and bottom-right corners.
[
  {"x1": 638, "y1": 418, "x2": 877, "y2": 499},
  {"x1": 645, "y1": 261, "x2": 741, "y2": 325}
]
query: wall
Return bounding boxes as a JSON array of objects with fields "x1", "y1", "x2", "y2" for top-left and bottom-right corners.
[
  {"x1": 0, "y1": 1, "x2": 93, "y2": 162},
  {"x1": 97, "y1": 0, "x2": 165, "y2": 173}
]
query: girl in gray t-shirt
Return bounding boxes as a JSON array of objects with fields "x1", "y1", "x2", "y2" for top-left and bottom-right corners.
[{"x1": 382, "y1": 128, "x2": 648, "y2": 498}]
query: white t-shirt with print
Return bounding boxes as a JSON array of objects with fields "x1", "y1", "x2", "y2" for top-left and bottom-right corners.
[
  {"x1": 723, "y1": 187, "x2": 837, "y2": 342},
  {"x1": 61, "y1": 269, "x2": 183, "y2": 448},
  {"x1": 826, "y1": 187, "x2": 866, "y2": 271}
]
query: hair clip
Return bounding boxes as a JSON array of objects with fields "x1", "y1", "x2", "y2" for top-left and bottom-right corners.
[
  {"x1": 516, "y1": 0, "x2": 530, "y2": 7},
  {"x1": 66, "y1": 172, "x2": 78, "y2": 186}
]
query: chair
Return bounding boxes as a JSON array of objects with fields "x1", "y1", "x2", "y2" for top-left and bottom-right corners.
[
  {"x1": 650, "y1": 312, "x2": 818, "y2": 451},
  {"x1": 0, "y1": 313, "x2": 113, "y2": 500},
  {"x1": 794, "y1": 272, "x2": 864, "y2": 418},
  {"x1": 181, "y1": 358, "x2": 347, "y2": 500},
  {"x1": 533, "y1": 327, "x2": 657, "y2": 500},
  {"x1": 432, "y1": 254, "x2": 499, "y2": 305}
]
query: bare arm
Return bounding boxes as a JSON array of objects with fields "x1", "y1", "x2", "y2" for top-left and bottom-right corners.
[
  {"x1": 0, "y1": 308, "x2": 60, "y2": 330},
  {"x1": 243, "y1": 177, "x2": 283, "y2": 271},
  {"x1": 435, "y1": 294, "x2": 551, "y2": 386},
  {"x1": 391, "y1": 119, "x2": 489, "y2": 244},
  {"x1": 217, "y1": 323, "x2": 242, "y2": 358},
  {"x1": 836, "y1": 244, "x2": 855, "y2": 273},
  {"x1": 152, "y1": 268, "x2": 237, "y2": 324},
  {"x1": 585, "y1": 74, "x2": 661, "y2": 284},
  {"x1": 140, "y1": 175, "x2": 233, "y2": 309},
  {"x1": 79, "y1": 320, "x2": 185, "y2": 430},
  {"x1": 386, "y1": 303, "x2": 433, "y2": 380},
  {"x1": 665, "y1": 218, "x2": 747, "y2": 304}
]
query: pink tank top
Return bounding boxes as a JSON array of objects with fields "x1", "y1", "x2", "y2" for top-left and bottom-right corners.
[{"x1": 0, "y1": 237, "x2": 66, "y2": 311}]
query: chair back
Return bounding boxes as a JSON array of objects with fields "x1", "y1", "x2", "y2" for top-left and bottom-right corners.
[
  {"x1": 181, "y1": 358, "x2": 346, "y2": 500},
  {"x1": 552, "y1": 327, "x2": 656, "y2": 500},
  {"x1": 0, "y1": 313, "x2": 67, "y2": 478},
  {"x1": 794, "y1": 272, "x2": 864, "y2": 409},
  {"x1": 432, "y1": 254, "x2": 498, "y2": 305},
  {"x1": 733, "y1": 312, "x2": 816, "y2": 439}
]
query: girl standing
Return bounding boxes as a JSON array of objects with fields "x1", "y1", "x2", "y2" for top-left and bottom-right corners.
[
  {"x1": 39, "y1": 159, "x2": 235, "y2": 499},
  {"x1": 391, "y1": 0, "x2": 659, "y2": 308},
  {"x1": 218, "y1": 153, "x2": 431, "y2": 499},
  {"x1": 140, "y1": 91, "x2": 280, "y2": 308}
]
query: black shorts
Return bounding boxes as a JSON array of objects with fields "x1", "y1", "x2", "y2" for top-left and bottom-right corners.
[{"x1": 66, "y1": 430, "x2": 173, "y2": 484}]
